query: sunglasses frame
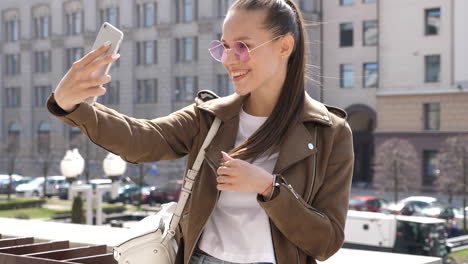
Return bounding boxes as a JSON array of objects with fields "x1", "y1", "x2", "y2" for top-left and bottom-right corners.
[{"x1": 208, "y1": 35, "x2": 284, "y2": 62}]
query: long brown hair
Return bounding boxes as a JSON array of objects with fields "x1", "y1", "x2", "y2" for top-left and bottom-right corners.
[{"x1": 227, "y1": 0, "x2": 307, "y2": 161}]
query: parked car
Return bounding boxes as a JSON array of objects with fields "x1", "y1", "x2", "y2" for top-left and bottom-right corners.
[
  {"x1": 58, "y1": 178, "x2": 114, "y2": 200},
  {"x1": 161, "y1": 180, "x2": 183, "y2": 203},
  {"x1": 0, "y1": 175, "x2": 29, "y2": 194},
  {"x1": 349, "y1": 196, "x2": 389, "y2": 212},
  {"x1": 15, "y1": 176, "x2": 66, "y2": 197},
  {"x1": 387, "y1": 196, "x2": 438, "y2": 216},
  {"x1": 133, "y1": 180, "x2": 183, "y2": 206},
  {"x1": 110, "y1": 184, "x2": 140, "y2": 204},
  {"x1": 421, "y1": 205, "x2": 468, "y2": 231}
]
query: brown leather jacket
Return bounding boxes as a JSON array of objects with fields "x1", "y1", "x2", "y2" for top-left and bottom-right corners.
[{"x1": 46, "y1": 91, "x2": 354, "y2": 264}]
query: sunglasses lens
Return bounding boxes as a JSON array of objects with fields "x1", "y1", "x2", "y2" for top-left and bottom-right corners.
[
  {"x1": 233, "y1": 42, "x2": 250, "y2": 62},
  {"x1": 209, "y1": 40, "x2": 224, "y2": 61}
]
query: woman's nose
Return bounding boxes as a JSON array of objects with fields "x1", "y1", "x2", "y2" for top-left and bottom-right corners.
[{"x1": 222, "y1": 48, "x2": 240, "y2": 64}]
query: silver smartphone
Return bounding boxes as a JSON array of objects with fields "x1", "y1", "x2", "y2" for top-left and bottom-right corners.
[{"x1": 84, "y1": 22, "x2": 124, "y2": 105}]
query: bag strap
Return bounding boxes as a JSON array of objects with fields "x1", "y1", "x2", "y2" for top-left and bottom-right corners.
[{"x1": 167, "y1": 117, "x2": 222, "y2": 235}]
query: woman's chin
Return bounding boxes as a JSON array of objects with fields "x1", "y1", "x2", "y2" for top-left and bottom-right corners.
[{"x1": 233, "y1": 86, "x2": 251, "y2": 96}]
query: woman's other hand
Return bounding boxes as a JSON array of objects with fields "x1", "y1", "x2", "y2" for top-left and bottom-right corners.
[
  {"x1": 54, "y1": 43, "x2": 120, "y2": 112},
  {"x1": 216, "y1": 151, "x2": 274, "y2": 197}
]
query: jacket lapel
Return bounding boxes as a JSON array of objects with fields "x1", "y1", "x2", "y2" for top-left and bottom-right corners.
[{"x1": 273, "y1": 121, "x2": 318, "y2": 174}]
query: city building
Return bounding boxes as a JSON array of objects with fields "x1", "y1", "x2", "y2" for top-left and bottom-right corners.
[
  {"x1": 376, "y1": 0, "x2": 468, "y2": 191},
  {"x1": 0, "y1": 0, "x2": 319, "y2": 183},
  {"x1": 322, "y1": 0, "x2": 378, "y2": 185}
]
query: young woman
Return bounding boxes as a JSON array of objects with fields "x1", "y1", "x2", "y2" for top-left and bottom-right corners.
[{"x1": 47, "y1": 0, "x2": 354, "y2": 263}]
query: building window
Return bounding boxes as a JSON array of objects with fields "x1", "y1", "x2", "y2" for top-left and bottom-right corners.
[
  {"x1": 37, "y1": 122, "x2": 51, "y2": 154},
  {"x1": 425, "y1": 55, "x2": 440, "y2": 82},
  {"x1": 176, "y1": 0, "x2": 197, "y2": 22},
  {"x1": 7, "y1": 122, "x2": 21, "y2": 152},
  {"x1": 364, "y1": 0, "x2": 377, "y2": 3},
  {"x1": 175, "y1": 77, "x2": 198, "y2": 102},
  {"x1": 176, "y1": 37, "x2": 198, "y2": 62},
  {"x1": 340, "y1": 23, "x2": 353, "y2": 47},
  {"x1": 425, "y1": 8, "x2": 440, "y2": 36},
  {"x1": 34, "y1": 16, "x2": 50, "y2": 39},
  {"x1": 136, "y1": 79, "x2": 158, "y2": 103},
  {"x1": 340, "y1": 64, "x2": 354, "y2": 88},
  {"x1": 99, "y1": 81, "x2": 120, "y2": 105},
  {"x1": 217, "y1": 74, "x2": 234, "y2": 96},
  {"x1": 363, "y1": 20, "x2": 378, "y2": 46},
  {"x1": 35, "y1": 86, "x2": 52, "y2": 107},
  {"x1": 136, "y1": 41, "x2": 157, "y2": 65},
  {"x1": 100, "y1": 7, "x2": 119, "y2": 27},
  {"x1": 137, "y1": 3, "x2": 156, "y2": 27},
  {"x1": 4, "y1": 54, "x2": 21, "y2": 76},
  {"x1": 363, "y1": 63, "x2": 378, "y2": 88},
  {"x1": 66, "y1": 11, "x2": 83, "y2": 35},
  {"x1": 3, "y1": 19, "x2": 19, "y2": 42},
  {"x1": 423, "y1": 150, "x2": 438, "y2": 185},
  {"x1": 424, "y1": 103, "x2": 440, "y2": 130},
  {"x1": 218, "y1": 0, "x2": 236, "y2": 17},
  {"x1": 5, "y1": 87, "x2": 21, "y2": 108},
  {"x1": 34, "y1": 51, "x2": 51, "y2": 73},
  {"x1": 340, "y1": 0, "x2": 353, "y2": 6},
  {"x1": 66, "y1": 48, "x2": 84, "y2": 69}
]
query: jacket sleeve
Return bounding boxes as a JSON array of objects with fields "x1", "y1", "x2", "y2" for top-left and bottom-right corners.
[
  {"x1": 257, "y1": 119, "x2": 354, "y2": 261},
  {"x1": 46, "y1": 93, "x2": 200, "y2": 163}
]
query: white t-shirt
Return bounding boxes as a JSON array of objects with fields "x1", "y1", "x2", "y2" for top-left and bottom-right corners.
[{"x1": 198, "y1": 107, "x2": 278, "y2": 263}]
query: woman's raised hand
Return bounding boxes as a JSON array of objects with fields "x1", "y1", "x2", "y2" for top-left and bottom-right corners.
[{"x1": 54, "y1": 43, "x2": 120, "y2": 113}]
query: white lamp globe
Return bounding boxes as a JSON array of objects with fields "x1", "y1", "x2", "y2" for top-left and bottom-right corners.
[
  {"x1": 72, "y1": 148, "x2": 85, "y2": 175},
  {"x1": 103, "y1": 152, "x2": 127, "y2": 178},
  {"x1": 61, "y1": 150, "x2": 79, "y2": 179}
]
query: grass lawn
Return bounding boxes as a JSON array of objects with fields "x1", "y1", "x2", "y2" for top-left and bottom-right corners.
[
  {"x1": 449, "y1": 249, "x2": 468, "y2": 263},
  {"x1": 0, "y1": 207, "x2": 59, "y2": 219}
]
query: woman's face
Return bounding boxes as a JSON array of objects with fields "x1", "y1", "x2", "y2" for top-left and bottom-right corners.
[{"x1": 221, "y1": 9, "x2": 286, "y2": 96}]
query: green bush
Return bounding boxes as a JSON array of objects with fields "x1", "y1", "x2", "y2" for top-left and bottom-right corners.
[
  {"x1": 0, "y1": 199, "x2": 46, "y2": 210},
  {"x1": 71, "y1": 196, "x2": 85, "y2": 224}
]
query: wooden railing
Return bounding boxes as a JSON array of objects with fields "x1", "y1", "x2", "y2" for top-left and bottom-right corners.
[{"x1": 0, "y1": 234, "x2": 116, "y2": 264}]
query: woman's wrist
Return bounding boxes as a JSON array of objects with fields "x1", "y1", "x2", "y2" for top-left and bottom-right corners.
[{"x1": 260, "y1": 174, "x2": 276, "y2": 199}]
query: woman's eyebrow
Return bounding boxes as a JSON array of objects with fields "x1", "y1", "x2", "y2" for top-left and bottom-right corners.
[{"x1": 221, "y1": 36, "x2": 254, "y2": 42}]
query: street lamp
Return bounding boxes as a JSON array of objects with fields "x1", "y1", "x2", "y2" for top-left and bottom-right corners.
[{"x1": 60, "y1": 149, "x2": 85, "y2": 198}]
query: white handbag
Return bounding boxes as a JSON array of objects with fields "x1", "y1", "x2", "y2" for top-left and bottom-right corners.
[{"x1": 113, "y1": 117, "x2": 222, "y2": 264}]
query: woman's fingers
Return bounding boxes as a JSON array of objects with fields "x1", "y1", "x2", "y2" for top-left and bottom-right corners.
[
  {"x1": 74, "y1": 44, "x2": 111, "y2": 69},
  {"x1": 217, "y1": 165, "x2": 236, "y2": 176},
  {"x1": 82, "y1": 53, "x2": 120, "y2": 76},
  {"x1": 217, "y1": 176, "x2": 234, "y2": 184},
  {"x1": 79, "y1": 75, "x2": 112, "y2": 89},
  {"x1": 80, "y1": 85, "x2": 107, "y2": 99}
]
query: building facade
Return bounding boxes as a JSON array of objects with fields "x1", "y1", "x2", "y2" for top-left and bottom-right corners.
[
  {"x1": 322, "y1": 0, "x2": 378, "y2": 185},
  {"x1": 0, "y1": 0, "x2": 320, "y2": 184},
  {"x1": 376, "y1": 0, "x2": 468, "y2": 191}
]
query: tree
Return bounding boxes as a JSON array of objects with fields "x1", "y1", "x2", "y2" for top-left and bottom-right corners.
[
  {"x1": 2, "y1": 135, "x2": 20, "y2": 200},
  {"x1": 37, "y1": 127, "x2": 56, "y2": 199},
  {"x1": 373, "y1": 138, "x2": 420, "y2": 203},
  {"x1": 436, "y1": 135, "x2": 468, "y2": 232}
]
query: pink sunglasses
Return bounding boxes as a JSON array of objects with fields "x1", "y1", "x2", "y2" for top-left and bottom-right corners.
[{"x1": 208, "y1": 35, "x2": 284, "y2": 63}]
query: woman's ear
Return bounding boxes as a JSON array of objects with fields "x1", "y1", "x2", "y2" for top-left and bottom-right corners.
[{"x1": 279, "y1": 34, "x2": 295, "y2": 59}]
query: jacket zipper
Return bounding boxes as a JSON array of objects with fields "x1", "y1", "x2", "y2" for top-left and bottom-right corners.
[
  {"x1": 281, "y1": 180, "x2": 326, "y2": 219},
  {"x1": 186, "y1": 156, "x2": 220, "y2": 263}
]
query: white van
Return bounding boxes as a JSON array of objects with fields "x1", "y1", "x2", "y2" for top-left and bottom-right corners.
[{"x1": 15, "y1": 176, "x2": 67, "y2": 197}]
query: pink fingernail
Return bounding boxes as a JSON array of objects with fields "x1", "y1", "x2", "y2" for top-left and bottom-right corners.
[{"x1": 111, "y1": 53, "x2": 120, "y2": 59}]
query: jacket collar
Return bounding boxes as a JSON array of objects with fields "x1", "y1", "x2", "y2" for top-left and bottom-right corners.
[{"x1": 196, "y1": 92, "x2": 333, "y2": 126}]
